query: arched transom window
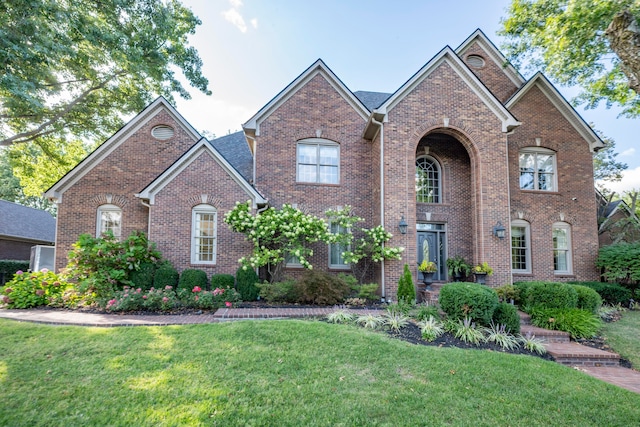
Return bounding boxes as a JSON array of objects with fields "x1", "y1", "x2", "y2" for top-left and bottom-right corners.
[{"x1": 415, "y1": 156, "x2": 441, "y2": 203}]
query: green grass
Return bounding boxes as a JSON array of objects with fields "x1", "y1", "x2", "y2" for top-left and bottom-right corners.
[
  {"x1": 1, "y1": 319, "x2": 639, "y2": 426},
  {"x1": 601, "y1": 310, "x2": 640, "y2": 368}
]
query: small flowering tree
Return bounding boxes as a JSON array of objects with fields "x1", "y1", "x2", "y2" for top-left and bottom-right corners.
[{"x1": 224, "y1": 202, "x2": 331, "y2": 282}]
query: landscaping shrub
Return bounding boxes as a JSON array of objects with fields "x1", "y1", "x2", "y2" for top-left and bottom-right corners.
[
  {"x1": 521, "y1": 281, "x2": 578, "y2": 311},
  {"x1": 178, "y1": 286, "x2": 241, "y2": 309},
  {"x1": 494, "y1": 284, "x2": 519, "y2": 304},
  {"x1": 297, "y1": 270, "x2": 350, "y2": 305},
  {"x1": 356, "y1": 283, "x2": 379, "y2": 300},
  {"x1": 236, "y1": 266, "x2": 260, "y2": 301},
  {"x1": 0, "y1": 269, "x2": 70, "y2": 309},
  {"x1": 257, "y1": 280, "x2": 297, "y2": 303},
  {"x1": 596, "y1": 242, "x2": 640, "y2": 288},
  {"x1": 568, "y1": 281, "x2": 632, "y2": 305},
  {"x1": 492, "y1": 302, "x2": 520, "y2": 334},
  {"x1": 129, "y1": 262, "x2": 156, "y2": 290},
  {"x1": 178, "y1": 269, "x2": 208, "y2": 291},
  {"x1": 529, "y1": 307, "x2": 602, "y2": 339},
  {"x1": 571, "y1": 285, "x2": 602, "y2": 314},
  {"x1": 396, "y1": 264, "x2": 416, "y2": 304},
  {"x1": 153, "y1": 262, "x2": 179, "y2": 289},
  {"x1": 0, "y1": 260, "x2": 30, "y2": 285},
  {"x1": 512, "y1": 281, "x2": 536, "y2": 305},
  {"x1": 439, "y1": 282, "x2": 499, "y2": 326},
  {"x1": 211, "y1": 273, "x2": 235, "y2": 290}
]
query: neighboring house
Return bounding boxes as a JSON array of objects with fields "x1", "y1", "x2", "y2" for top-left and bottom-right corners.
[
  {"x1": 46, "y1": 30, "x2": 604, "y2": 298},
  {"x1": 596, "y1": 190, "x2": 640, "y2": 245},
  {"x1": 0, "y1": 200, "x2": 55, "y2": 260}
]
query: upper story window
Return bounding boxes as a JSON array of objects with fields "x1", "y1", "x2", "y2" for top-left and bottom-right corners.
[
  {"x1": 191, "y1": 204, "x2": 217, "y2": 264},
  {"x1": 511, "y1": 220, "x2": 531, "y2": 273},
  {"x1": 519, "y1": 148, "x2": 556, "y2": 191},
  {"x1": 416, "y1": 155, "x2": 441, "y2": 203},
  {"x1": 97, "y1": 204, "x2": 122, "y2": 239},
  {"x1": 297, "y1": 139, "x2": 339, "y2": 184},
  {"x1": 553, "y1": 222, "x2": 572, "y2": 275}
]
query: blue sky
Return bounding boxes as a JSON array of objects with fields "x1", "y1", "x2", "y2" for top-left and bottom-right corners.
[{"x1": 175, "y1": 0, "x2": 639, "y2": 194}]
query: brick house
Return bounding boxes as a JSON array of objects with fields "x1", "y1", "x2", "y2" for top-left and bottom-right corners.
[{"x1": 45, "y1": 30, "x2": 604, "y2": 298}]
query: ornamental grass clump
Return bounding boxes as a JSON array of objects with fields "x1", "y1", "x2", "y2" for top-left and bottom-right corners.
[
  {"x1": 326, "y1": 309, "x2": 354, "y2": 324},
  {"x1": 383, "y1": 309, "x2": 410, "y2": 332},
  {"x1": 356, "y1": 314, "x2": 383, "y2": 329},
  {"x1": 451, "y1": 317, "x2": 485, "y2": 345},
  {"x1": 417, "y1": 315, "x2": 444, "y2": 342},
  {"x1": 518, "y1": 332, "x2": 547, "y2": 355},
  {"x1": 485, "y1": 323, "x2": 519, "y2": 351}
]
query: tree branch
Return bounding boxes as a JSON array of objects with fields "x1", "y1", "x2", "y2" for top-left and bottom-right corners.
[{"x1": 606, "y1": 10, "x2": 640, "y2": 95}]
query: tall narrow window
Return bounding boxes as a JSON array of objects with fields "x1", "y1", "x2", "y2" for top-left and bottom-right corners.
[
  {"x1": 97, "y1": 204, "x2": 122, "y2": 239},
  {"x1": 329, "y1": 222, "x2": 350, "y2": 269},
  {"x1": 416, "y1": 156, "x2": 441, "y2": 203},
  {"x1": 191, "y1": 204, "x2": 217, "y2": 264},
  {"x1": 519, "y1": 148, "x2": 556, "y2": 191},
  {"x1": 297, "y1": 139, "x2": 339, "y2": 184},
  {"x1": 553, "y1": 222, "x2": 572, "y2": 274},
  {"x1": 511, "y1": 220, "x2": 531, "y2": 273}
]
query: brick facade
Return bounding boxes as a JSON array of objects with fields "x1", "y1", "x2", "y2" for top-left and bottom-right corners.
[{"x1": 48, "y1": 31, "x2": 603, "y2": 297}]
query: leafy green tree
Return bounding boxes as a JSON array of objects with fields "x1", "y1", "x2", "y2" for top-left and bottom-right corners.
[
  {"x1": 0, "y1": 0, "x2": 210, "y2": 151},
  {"x1": 592, "y1": 129, "x2": 627, "y2": 186},
  {"x1": 0, "y1": 148, "x2": 56, "y2": 214},
  {"x1": 500, "y1": 1, "x2": 640, "y2": 117}
]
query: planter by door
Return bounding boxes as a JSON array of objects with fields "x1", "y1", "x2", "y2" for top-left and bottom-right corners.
[
  {"x1": 422, "y1": 272, "x2": 435, "y2": 289},
  {"x1": 474, "y1": 273, "x2": 487, "y2": 284}
]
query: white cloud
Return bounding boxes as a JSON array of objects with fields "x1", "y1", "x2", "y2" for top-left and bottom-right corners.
[
  {"x1": 222, "y1": 8, "x2": 247, "y2": 33},
  {"x1": 251, "y1": 18, "x2": 258, "y2": 29},
  {"x1": 621, "y1": 148, "x2": 636, "y2": 156},
  {"x1": 600, "y1": 166, "x2": 640, "y2": 194},
  {"x1": 229, "y1": 0, "x2": 243, "y2": 8}
]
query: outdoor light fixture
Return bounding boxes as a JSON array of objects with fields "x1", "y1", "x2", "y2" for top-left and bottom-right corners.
[
  {"x1": 492, "y1": 221, "x2": 506, "y2": 239},
  {"x1": 398, "y1": 215, "x2": 408, "y2": 235}
]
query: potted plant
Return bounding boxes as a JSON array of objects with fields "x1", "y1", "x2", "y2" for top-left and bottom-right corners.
[
  {"x1": 473, "y1": 262, "x2": 493, "y2": 284},
  {"x1": 446, "y1": 256, "x2": 471, "y2": 282},
  {"x1": 418, "y1": 260, "x2": 437, "y2": 288}
]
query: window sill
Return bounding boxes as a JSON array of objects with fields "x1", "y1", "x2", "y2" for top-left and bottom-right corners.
[
  {"x1": 519, "y1": 189, "x2": 560, "y2": 195},
  {"x1": 190, "y1": 263, "x2": 216, "y2": 267},
  {"x1": 554, "y1": 273, "x2": 575, "y2": 278},
  {"x1": 329, "y1": 267, "x2": 351, "y2": 271},
  {"x1": 296, "y1": 182, "x2": 340, "y2": 187}
]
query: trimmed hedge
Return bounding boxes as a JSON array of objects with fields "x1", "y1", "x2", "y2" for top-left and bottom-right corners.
[
  {"x1": 520, "y1": 281, "x2": 578, "y2": 310},
  {"x1": 129, "y1": 262, "x2": 157, "y2": 290},
  {"x1": 211, "y1": 274, "x2": 235, "y2": 290},
  {"x1": 152, "y1": 263, "x2": 179, "y2": 289},
  {"x1": 439, "y1": 282, "x2": 499, "y2": 326},
  {"x1": 571, "y1": 285, "x2": 602, "y2": 314},
  {"x1": 492, "y1": 302, "x2": 521, "y2": 334},
  {"x1": 178, "y1": 269, "x2": 209, "y2": 291},
  {"x1": 512, "y1": 281, "x2": 536, "y2": 305},
  {"x1": 297, "y1": 271, "x2": 350, "y2": 305},
  {"x1": 0, "y1": 260, "x2": 30, "y2": 286},
  {"x1": 236, "y1": 266, "x2": 259, "y2": 301},
  {"x1": 568, "y1": 281, "x2": 632, "y2": 306}
]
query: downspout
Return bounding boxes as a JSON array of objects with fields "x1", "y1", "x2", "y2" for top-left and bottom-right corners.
[
  {"x1": 370, "y1": 116, "x2": 385, "y2": 301},
  {"x1": 140, "y1": 199, "x2": 152, "y2": 237},
  {"x1": 245, "y1": 134, "x2": 257, "y2": 186}
]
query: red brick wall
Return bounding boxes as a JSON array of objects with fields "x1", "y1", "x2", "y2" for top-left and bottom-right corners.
[
  {"x1": 507, "y1": 85, "x2": 600, "y2": 282},
  {"x1": 460, "y1": 41, "x2": 520, "y2": 103},
  {"x1": 54, "y1": 107, "x2": 198, "y2": 270},
  {"x1": 0, "y1": 239, "x2": 38, "y2": 261},
  {"x1": 149, "y1": 150, "x2": 254, "y2": 276},
  {"x1": 254, "y1": 72, "x2": 374, "y2": 276}
]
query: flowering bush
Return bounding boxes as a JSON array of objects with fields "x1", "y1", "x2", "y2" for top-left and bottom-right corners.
[
  {"x1": 0, "y1": 269, "x2": 70, "y2": 309},
  {"x1": 177, "y1": 286, "x2": 241, "y2": 309},
  {"x1": 106, "y1": 286, "x2": 179, "y2": 312}
]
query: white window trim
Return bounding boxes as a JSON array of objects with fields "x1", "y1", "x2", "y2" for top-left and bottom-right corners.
[
  {"x1": 96, "y1": 204, "x2": 122, "y2": 239},
  {"x1": 511, "y1": 219, "x2": 531, "y2": 274},
  {"x1": 296, "y1": 138, "x2": 340, "y2": 184},
  {"x1": 191, "y1": 204, "x2": 217, "y2": 265},
  {"x1": 286, "y1": 253, "x2": 303, "y2": 268},
  {"x1": 519, "y1": 147, "x2": 557, "y2": 192},
  {"x1": 553, "y1": 222, "x2": 573, "y2": 275},
  {"x1": 329, "y1": 222, "x2": 351, "y2": 270},
  {"x1": 415, "y1": 155, "x2": 442, "y2": 204}
]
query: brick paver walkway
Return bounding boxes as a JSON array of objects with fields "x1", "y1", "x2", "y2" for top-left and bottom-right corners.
[{"x1": 0, "y1": 307, "x2": 638, "y2": 393}]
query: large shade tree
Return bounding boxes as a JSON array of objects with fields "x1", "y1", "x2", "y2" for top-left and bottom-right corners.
[
  {"x1": 500, "y1": 1, "x2": 640, "y2": 117},
  {"x1": 0, "y1": 0, "x2": 210, "y2": 197}
]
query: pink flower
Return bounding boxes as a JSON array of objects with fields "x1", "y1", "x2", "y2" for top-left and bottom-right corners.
[
  {"x1": 42, "y1": 281, "x2": 48, "y2": 286},
  {"x1": 192, "y1": 286, "x2": 202, "y2": 293},
  {"x1": 142, "y1": 295, "x2": 148, "y2": 299},
  {"x1": 162, "y1": 297, "x2": 169, "y2": 302},
  {"x1": 225, "y1": 301, "x2": 232, "y2": 308},
  {"x1": 16, "y1": 270, "x2": 23, "y2": 275},
  {"x1": 53, "y1": 281, "x2": 61, "y2": 287},
  {"x1": 136, "y1": 288, "x2": 142, "y2": 293},
  {"x1": 107, "y1": 299, "x2": 117, "y2": 307},
  {"x1": 4, "y1": 288, "x2": 12, "y2": 294},
  {"x1": 165, "y1": 285, "x2": 172, "y2": 290},
  {"x1": 41, "y1": 268, "x2": 49, "y2": 273},
  {"x1": 213, "y1": 288, "x2": 224, "y2": 296},
  {"x1": 35, "y1": 289, "x2": 45, "y2": 296},
  {"x1": 195, "y1": 295, "x2": 199, "y2": 301}
]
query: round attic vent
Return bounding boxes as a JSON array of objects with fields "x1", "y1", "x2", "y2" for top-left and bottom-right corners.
[
  {"x1": 151, "y1": 125, "x2": 175, "y2": 140},
  {"x1": 466, "y1": 55, "x2": 485, "y2": 68}
]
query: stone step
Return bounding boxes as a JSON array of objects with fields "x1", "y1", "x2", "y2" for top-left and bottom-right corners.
[
  {"x1": 545, "y1": 342, "x2": 620, "y2": 367},
  {"x1": 520, "y1": 324, "x2": 571, "y2": 343}
]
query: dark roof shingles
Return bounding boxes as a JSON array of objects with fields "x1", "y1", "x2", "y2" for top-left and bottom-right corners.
[{"x1": 0, "y1": 200, "x2": 55, "y2": 243}]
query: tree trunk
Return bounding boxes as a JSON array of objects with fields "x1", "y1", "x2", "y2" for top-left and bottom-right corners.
[{"x1": 606, "y1": 10, "x2": 640, "y2": 95}]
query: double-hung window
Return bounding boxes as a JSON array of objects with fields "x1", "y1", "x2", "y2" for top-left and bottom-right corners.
[
  {"x1": 519, "y1": 148, "x2": 556, "y2": 191},
  {"x1": 511, "y1": 220, "x2": 531, "y2": 273},
  {"x1": 191, "y1": 204, "x2": 217, "y2": 264},
  {"x1": 297, "y1": 139, "x2": 339, "y2": 184},
  {"x1": 97, "y1": 204, "x2": 122, "y2": 239},
  {"x1": 329, "y1": 222, "x2": 350, "y2": 269},
  {"x1": 553, "y1": 222, "x2": 572, "y2": 274}
]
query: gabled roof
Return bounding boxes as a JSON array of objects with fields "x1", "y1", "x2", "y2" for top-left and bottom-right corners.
[
  {"x1": 209, "y1": 131, "x2": 253, "y2": 182},
  {"x1": 353, "y1": 91, "x2": 392, "y2": 111},
  {"x1": 505, "y1": 73, "x2": 605, "y2": 152},
  {"x1": 44, "y1": 97, "x2": 201, "y2": 202},
  {"x1": 455, "y1": 29, "x2": 525, "y2": 88},
  {"x1": 243, "y1": 59, "x2": 370, "y2": 136},
  {"x1": 363, "y1": 46, "x2": 521, "y2": 139},
  {"x1": 135, "y1": 138, "x2": 266, "y2": 207},
  {"x1": 0, "y1": 200, "x2": 55, "y2": 243}
]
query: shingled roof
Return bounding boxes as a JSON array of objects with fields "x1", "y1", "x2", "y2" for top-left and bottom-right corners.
[
  {"x1": 209, "y1": 131, "x2": 253, "y2": 182},
  {"x1": 353, "y1": 91, "x2": 392, "y2": 111},
  {"x1": 0, "y1": 200, "x2": 56, "y2": 243}
]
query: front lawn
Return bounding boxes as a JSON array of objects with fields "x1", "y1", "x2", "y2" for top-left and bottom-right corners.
[
  {"x1": 1, "y1": 319, "x2": 639, "y2": 426},
  {"x1": 600, "y1": 310, "x2": 640, "y2": 368}
]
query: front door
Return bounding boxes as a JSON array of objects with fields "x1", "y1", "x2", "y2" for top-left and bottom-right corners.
[{"x1": 417, "y1": 224, "x2": 446, "y2": 281}]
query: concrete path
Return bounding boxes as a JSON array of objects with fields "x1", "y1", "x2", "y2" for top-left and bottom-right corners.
[{"x1": 0, "y1": 307, "x2": 638, "y2": 394}]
